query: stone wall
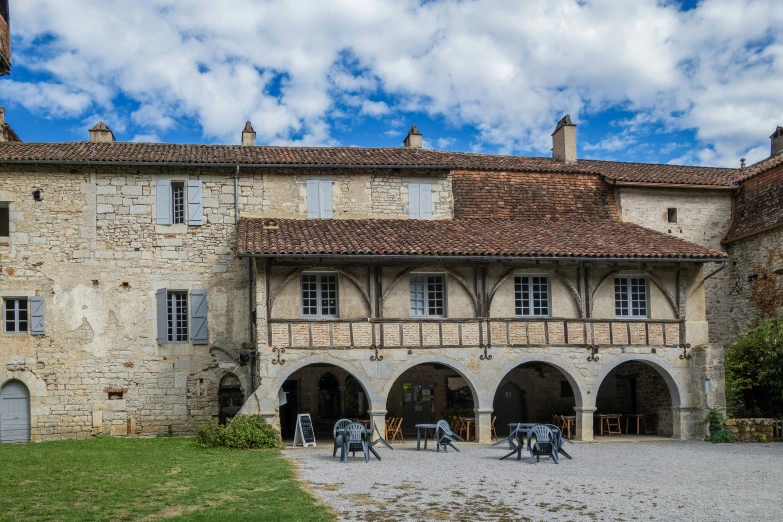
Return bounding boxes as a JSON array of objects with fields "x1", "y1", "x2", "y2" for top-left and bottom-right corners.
[
  {"x1": 727, "y1": 227, "x2": 783, "y2": 334},
  {"x1": 726, "y1": 418, "x2": 777, "y2": 442}
]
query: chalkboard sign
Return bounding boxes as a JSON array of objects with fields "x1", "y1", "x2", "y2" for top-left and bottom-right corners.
[{"x1": 293, "y1": 414, "x2": 316, "y2": 447}]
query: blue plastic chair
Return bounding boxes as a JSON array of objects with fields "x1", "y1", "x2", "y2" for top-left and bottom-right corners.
[
  {"x1": 342, "y1": 422, "x2": 369, "y2": 463},
  {"x1": 333, "y1": 419, "x2": 351, "y2": 458},
  {"x1": 435, "y1": 420, "x2": 463, "y2": 452},
  {"x1": 527, "y1": 425, "x2": 559, "y2": 464}
]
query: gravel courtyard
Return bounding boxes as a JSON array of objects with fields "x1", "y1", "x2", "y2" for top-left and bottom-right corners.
[{"x1": 285, "y1": 440, "x2": 783, "y2": 521}]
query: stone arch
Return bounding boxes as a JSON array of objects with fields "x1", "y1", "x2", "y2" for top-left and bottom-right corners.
[
  {"x1": 491, "y1": 354, "x2": 588, "y2": 408},
  {"x1": 590, "y1": 354, "x2": 685, "y2": 409},
  {"x1": 265, "y1": 354, "x2": 379, "y2": 412},
  {"x1": 270, "y1": 267, "x2": 371, "y2": 310},
  {"x1": 0, "y1": 371, "x2": 47, "y2": 399},
  {"x1": 381, "y1": 355, "x2": 489, "y2": 408}
]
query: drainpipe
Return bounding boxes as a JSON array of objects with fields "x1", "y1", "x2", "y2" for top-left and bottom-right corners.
[
  {"x1": 234, "y1": 165, "x2": 239, "y2": 228},
  {"x1": 248, "y1": 257, "x2": 256, "y2": 392},
  {"x1": 704, "y1": 261, "x2": 728, "y2": 281}
]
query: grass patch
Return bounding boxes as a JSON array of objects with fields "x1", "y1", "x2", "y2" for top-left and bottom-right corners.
[{"x1": 0, "y1": 436, "x2": 333, "y2": 522}]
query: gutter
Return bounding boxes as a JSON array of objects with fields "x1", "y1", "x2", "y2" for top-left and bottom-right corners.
[
  {"x1": 0, "y1": 158, "x2": 454, "y2": 170},
  {"x1": 236, "y1": 252, "x2": 728, "y2": 263},
  {"x1": 604, "y1": 178, "x2": 738, "y2": 191}
]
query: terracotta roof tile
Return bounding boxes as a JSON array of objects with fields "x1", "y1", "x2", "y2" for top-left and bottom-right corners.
[
  {"x1": 724, "y1": 161, "x2": 783, "y2": 243},
  {"x1": 0, "y1": 141, "x2": 737, "y2": 186},
  {"x1": 238, "y1": 217, "x2": 726, "y2": 260}
]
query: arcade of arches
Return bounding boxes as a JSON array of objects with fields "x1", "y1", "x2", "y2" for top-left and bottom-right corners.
[{"x1": 267, "y1": 357, "x2": 685, "y2": 443}]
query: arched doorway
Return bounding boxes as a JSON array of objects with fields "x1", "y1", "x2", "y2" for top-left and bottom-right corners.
[
  {"x1": 385, "y1": 362, "x2": 478, "y2": 438},
  {"x1": 493, "y1": 362, "x2": 578, "y2": 437},
  {"x1": 277, "y1": 364, "x2": 371, "y2": 441},
  {"x1": 595, "y1": 361, "x2": 674, "y2": 436},
  {"x1": 1, "y1": 380, "x2": 31, "y2": 443},
  {"x1": 218, "y1": 373, "x2": 244, "y2": 425}
]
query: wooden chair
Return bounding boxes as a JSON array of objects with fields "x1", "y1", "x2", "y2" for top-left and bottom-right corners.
[
  {"x1": 491, "y1": 416, "x2": 498, "y2": 441},
  {"x1": 605, "y1": 414, "x2": 622, "y2": 436},
  {"x1": 642, "y1": 414, "x2": 656, "y2": 435},
  {"x1": 452, "y1": 417, "x2": 466, "y2": 439},
  {"x1": 387, "y1": 417, "x2": 404, "y2": 444}
]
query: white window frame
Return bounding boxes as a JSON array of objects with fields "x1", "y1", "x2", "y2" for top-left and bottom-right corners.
[
  {"x1": 300, "y1": 273, "x2": 339, "y2": 318},
  {"x1": 614, "y1": 276, "x2": 649, "y2": 319},
  {"x1": 167, "y1": 291, "x2": 189, "y2": 343},
  {"x1": 514, "y1": 274, "x2": 550, "y2": 317},
  {"x1": 171, "y1": 181, "x2": 186, "y2": 225},
  {"x1": 3, "y1": 297, "x2": 29, "y2": 334},
  {"x1": 410, "y1": 273, "x2": 446, "y2": 317}
]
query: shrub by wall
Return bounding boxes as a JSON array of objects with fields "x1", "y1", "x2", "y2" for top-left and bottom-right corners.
[{"x1": 195, "y1": 415, "x2": 284, "y2": 450}]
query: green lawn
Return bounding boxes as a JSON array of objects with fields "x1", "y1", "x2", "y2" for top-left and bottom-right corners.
[{"x1": 0, "y1": 436, "x2": 334, "y2": 522}]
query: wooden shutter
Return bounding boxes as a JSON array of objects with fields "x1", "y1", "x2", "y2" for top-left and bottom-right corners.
[
  {"x1": 156, "y1": 288, "x2": 168, "y2": 343},
  {"x1": 156, "y1": 180, "x2": 172, "y2": 225},
  {"x1": 306, "y1": 180, "x2": 320, "y2": 218},
  {"x1": 409, "y1": 183, "x2": 420, "y2": 219},
  {"x1": 319, "y1": 181, "x2": 333, "y2": 218},
  {"x1": 190, "y1": 289, "x2": 208, "y2": 345},
  {"x1": 420, "y1": 183, "x2": 432, "y2": 219},
  {"x1": 187, "y1": 180, "x2": 203, "y2": 225},
  {"x1": 29, "y1": 296, "x2": 45, "y2": 335}
]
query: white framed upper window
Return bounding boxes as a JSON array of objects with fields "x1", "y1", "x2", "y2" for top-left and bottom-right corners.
[
  {"x1": 408, "y1": 182, "x2": 432, "y2": 219},
  {"x1": 156, "y1": 180, "x2": 203, "y2": 226},
  {"x1": 614, "y1": 276, "x2": 648, "y2": 318},
  {"x1": 514, "y1": 275, "x2": 550, "y2": 317},
  {"x1": 301, "y1": 273, "x2": 338, "y2": 317},
  {"x1": 155, "y1": 289, "x2": 208, "y2": 345},
  {"x1": 410, "y1": 274, "x2": 445, "y2": 317},
  {"x1": 306, "y1": 180, "x2": 333, "y2": 218}
]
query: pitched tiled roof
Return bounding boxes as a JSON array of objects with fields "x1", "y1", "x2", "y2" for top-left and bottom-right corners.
[
  {"x1": 452, "y1": 171, "x2": 620, "y2": 220},
  {"x1": 734, "y1": 153, "x2": 783, "y2": 183},
  {"x1": 238, "y1": 217, "x2": 726, "y2": 260},
  {"x1": 0, "y1": 141, "x2": 737, "y2": 186},
  {"x1": 723, "y1": 161, "x2": 783, "y2": 243}
]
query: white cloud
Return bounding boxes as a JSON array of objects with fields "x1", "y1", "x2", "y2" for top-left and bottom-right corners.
[
  {"x1": 131, "y1": 133, "x2": 161, "y2": 143},
  {"x1": 4, "y1": 0, "x2": 783, "y2": 166}
]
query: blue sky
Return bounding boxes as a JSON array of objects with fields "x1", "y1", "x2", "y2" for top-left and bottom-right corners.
[{"x1": 2, "y1": 0, "x2": 782, "y2": 168}]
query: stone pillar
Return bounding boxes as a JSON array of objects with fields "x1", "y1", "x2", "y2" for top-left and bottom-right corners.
[
  {"x1": 672, "y1": 406, "x2": 693, "y2": 440},
  {"x1": 574, "y1": 406, "x2": 596, "y2": 441},
  {"x1": 369, "y1": 409, "x2": 387, "y2": 441},
  {"x1": 338, "y1": 385, "x2": 347, "y2": 416},
  {"x1": 260, "y1": 411, "x2": 279, "y2": 431},
  {"x1": 474, "y1": 407, "x2": 493, "y2": 444}
]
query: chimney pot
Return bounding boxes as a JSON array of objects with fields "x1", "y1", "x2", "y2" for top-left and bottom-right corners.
[
  {"x1": 89, "y1": 121, "x2": 116, "y2": 143},
  {"x1": 770, "y1": 126, "x2": 783, "y2": 157},
  {"x1": 552, "y1": 114, "x2": 577, "y2": 164},
  {"x1": 402, "y1": 125, "x2": 422, "y2": 149},
  {"x1": 242, "y1": 121, "x2": 256, "y2": 146}
]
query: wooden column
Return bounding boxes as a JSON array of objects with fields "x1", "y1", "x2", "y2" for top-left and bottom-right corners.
[{"x1": 676, "y1": 269, "x2": 687, "y2": 344}]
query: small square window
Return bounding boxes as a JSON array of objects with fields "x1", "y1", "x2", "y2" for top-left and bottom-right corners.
[
  {"x1": 3, "y1": 298, "x2": 29, "y2": 333},
  {"x1": 0, "y1": 202, "x2": 9, "y2": 236},
  {"x1": 667, "y1": 208, "x2": 678, "y2": 223}
]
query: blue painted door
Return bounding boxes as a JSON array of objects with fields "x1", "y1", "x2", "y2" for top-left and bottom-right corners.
[{"x1": 0, "y1": 381, "x2": 31, "y2": 443}]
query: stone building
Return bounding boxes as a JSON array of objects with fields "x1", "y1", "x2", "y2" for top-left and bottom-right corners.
[
  {"x1": 0, "y1": 113, "x2": 777, "y2": 444},
  {"x1": 0, "y1": 0, "x2": 10, "y2": 77}
]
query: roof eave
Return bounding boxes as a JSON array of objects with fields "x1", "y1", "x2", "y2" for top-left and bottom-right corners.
[{"x1": 236, "y1": 252, "x2": 726, "y2": 263}]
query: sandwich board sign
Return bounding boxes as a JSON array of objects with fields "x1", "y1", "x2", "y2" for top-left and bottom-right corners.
[{"x1": 294, "y1": 413, "x2": 316, "y2": 447}]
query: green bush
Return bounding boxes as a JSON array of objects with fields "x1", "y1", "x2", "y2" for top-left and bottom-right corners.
[
  {"x1": 725, "y1": 318, "x2": 783, "y2": 418},
  {"x1": 702, "y1": 409, "x2": 734, "y2": 443},
  {"x1": 195, "y1": 415, "x2": 284, "y2": 450}
]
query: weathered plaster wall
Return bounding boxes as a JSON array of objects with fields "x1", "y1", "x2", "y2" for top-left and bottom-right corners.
[{"x1": 0, "y1": 165, "x2": 252, "y2": 440}]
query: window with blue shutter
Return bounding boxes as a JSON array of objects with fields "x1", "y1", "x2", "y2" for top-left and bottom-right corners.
[
  {"x1": 187, "y1": 180, "x2": 203, "y2": 225},
  {"x1": 190, "y1": 289, "x2": 208, "y2": 344},
  {"x1": 408, "y1": 182, "x2": 432, "y2": 219},
  {"x1": 156, "y1": 180, "x2": 172, "y2": 225},
  {"x1": 29, "y1": 296, "x2": 45, "y2": 335},
  {"x1": 156, "y1": 288, "x2": 168, "y2": 343},
  {"x1": 306, "y1": 180, "x2": 333, "y2": 218}
]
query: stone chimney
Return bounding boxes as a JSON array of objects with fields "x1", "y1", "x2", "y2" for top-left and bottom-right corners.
[
  {"x1": 552, "y1": 114, "x2": 577, "y2": 164},
  {"x1": 771, "y1": 126, "x2": 783, "y2": 157},
  {"x1": 89, "y1": 121, "x2": 115, "y2": 143},
  {"x1": 242, "y1": 121, "x2": 256, "y2": 146},
  {"x1": 0, "y1": 106, "x2": 4, "y2": 127},
  {"x1": 402, "y1": 125, "x2": 422, "y2": 149}
]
